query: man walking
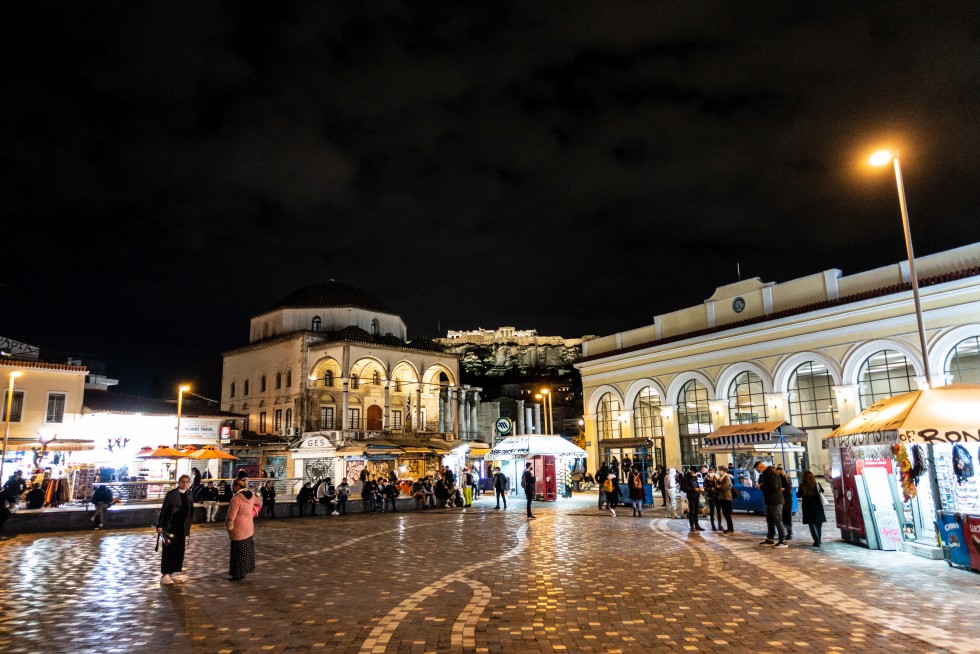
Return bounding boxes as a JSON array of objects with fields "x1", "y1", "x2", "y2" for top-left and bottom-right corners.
[
  {"x1": 596, "y1": 461, "x2": 610, "y2": 510},
  {"x1": 756, "y1": 460, "x2": 788, "y2": 547},
  {"x1": 521, "y1": 463, "x2": 536, "y2": 519},
  {"x1": 492, "y1": 467, "x2": 508, "y2": 509}
]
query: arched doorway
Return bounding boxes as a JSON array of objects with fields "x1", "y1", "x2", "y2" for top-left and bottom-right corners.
[{"x1": 366, "y1": 405, "x2": 383, "y2": 431}]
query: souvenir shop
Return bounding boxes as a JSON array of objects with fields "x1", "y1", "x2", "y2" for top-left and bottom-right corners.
[{"x1": 486, "y1": 435, "x2": 587, "y2": 501}]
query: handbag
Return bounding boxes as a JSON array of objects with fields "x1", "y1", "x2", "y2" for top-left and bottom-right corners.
[
  {"x1": 252, "y1": 503, "x2": 261, "y2": 518},
  {"x1": 817, "y1": 484, "x2": 828, "y2": 506}
]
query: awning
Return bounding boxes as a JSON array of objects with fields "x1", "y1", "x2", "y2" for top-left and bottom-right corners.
[
  {"x1": 487, "y1": 435, "x2": 587, "y2": 460},
  {"x1": 701, "y1": 421, "x2": 807, "y2": 451},
  {"x1": 824, "y1": 384, "x2": 980, "y2": 448}
]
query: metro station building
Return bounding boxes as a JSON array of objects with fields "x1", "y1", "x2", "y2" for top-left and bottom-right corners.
[{"x1": 576, "y1": 242, "x2": 980, "y2": 474}]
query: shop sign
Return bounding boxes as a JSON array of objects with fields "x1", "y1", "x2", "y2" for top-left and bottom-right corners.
[
  {"x1": 176, "y1": 420, "x2": 218, "y2": 437},
  {"x1": 900, "y1": 428, "x2": 980, "y2": 444},
  {"x1": 300, "y1": 436, "x2": 332, "y2": 449},
  {"x1": 825, "y1": 431, "x2": 897, "y2": 449}
]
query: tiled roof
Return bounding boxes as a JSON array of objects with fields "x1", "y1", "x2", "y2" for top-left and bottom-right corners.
[
  {"x1": 83, "y1": 390, "x2": 241, "y2": 418},
  {"x1": 0, "y1": 358, "x2": 88, "y2": 373},
  {"x1": 578, "y1": 266, "x2": 980, "y2": 363}
]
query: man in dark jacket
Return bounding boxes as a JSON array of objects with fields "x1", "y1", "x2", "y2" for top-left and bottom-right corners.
[
  {"x1": 91, "y1": 485, "x2": 113, "y2": 529},
  {"x1": 776, "y1": 465, "x2": 794, "y2": 540},
  {"x1": 521, "y1": 463, "x2": 536, "y2": 519},
  {"x1": 492, "y1": 467, "x2": 508, "y2": 509},
  {"x1": 596, "y1": 462, "x2": 610, "y2": 510},
  {"x1": 756, "y1": 461, "x2": 787, "y2": 547},
  {"x1": 681, "y1": 467, "x2": 704, "y2": 532},
  {"x1": 156, "y1": 475, "x2": 195, "y2": 584},
  {"x1": 297, "y1": 482, "x2": 316, "y2": 516}
]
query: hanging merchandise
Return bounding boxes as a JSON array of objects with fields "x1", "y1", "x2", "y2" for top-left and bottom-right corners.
[
  {"x1": 892, "y1": 444, "x2": 917, "y2": 501},
  {"x1": 952, "y1": 444, "x2": 974, "y2": 484}
]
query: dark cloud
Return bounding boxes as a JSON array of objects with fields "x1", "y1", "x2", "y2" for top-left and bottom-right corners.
[{"x1": 1, "y1": 1, "x2": 977, "y2": 395}]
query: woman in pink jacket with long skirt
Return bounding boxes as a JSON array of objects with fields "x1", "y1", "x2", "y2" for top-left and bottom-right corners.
[{"x1": 225, "y1": 479, "x2": 262, "y2": 581}]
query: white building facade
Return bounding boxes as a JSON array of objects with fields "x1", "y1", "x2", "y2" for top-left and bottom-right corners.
[{"x1": 576, "y1": 243, "x2": 980, "y2": 474}]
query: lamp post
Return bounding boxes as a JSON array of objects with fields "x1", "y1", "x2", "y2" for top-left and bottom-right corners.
[
  {"x1": 1, "y1": 371, "x2": 24, "y2": 482},
  {"x1": 175, "y1": 384, "x2": 191, "y2": 449},
  {"x1": 869, "y1": 148, "x2": 942, "y2": 527},
  {"x1": 542, "y1": 388, "x2": 552, "y2": 435},
  {"x1": 535, "y1": 390, "x2": 553, "y2": 435},
  {"x1": 869, "y1": 149, "x2": 931, "y2": 385}
]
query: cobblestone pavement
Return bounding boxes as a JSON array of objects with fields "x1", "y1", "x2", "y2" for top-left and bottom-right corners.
[{"x1": 2, "y1": 493, "x2": 978, "y2": 654}]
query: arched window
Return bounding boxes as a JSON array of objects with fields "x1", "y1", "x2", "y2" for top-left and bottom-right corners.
[
  {"x1": 858, "y1": 349, "x2": 916, "y2": 409},
  {"x1": 286, "y1": 369, "x2": 292, "y2": 388},
  {"x1": 372, "y1": 370, "x2": 381, "y2": 385},
  {"x1": 633, "y1": 387, "x2": 663, "y2": 439},
  {"x1": 323, "y1": 370, "x2": 333, "y2": 387},
  {"x1": 275, "y1": 372, "x2": 282, "y2": 389},
  {"x1": 371, "y1": 319, "x2": 380, "y2": 336},
  {"x1": 312, "y1": 316, "x2": 321, "y2": 331},
  {"x1": 788, "y1": 361, "x2": 838, "y2": 429},
  {"x1": 230, "y1": 381, "x2": 236, "y2": 398},
  {"x1": 244, "y1": 379, "x2": 250, "y2": 396},
  {"x1": 677, "y1": 380, "x2": 712, "y2": 467},
  {"x1": 350, "y1": 373, "x2": 360, "y2": 390},
  {"x1": 285, "y1": 408, "x2": 293, "y2": 431},
  {"x1": 727, "y1": 371, "x2": 768, "y2": 424},
  {"x1": 596, "y1": 393, "x2": 621, "y2": 440},
  {"x1": 945, "y1": 336, "x2": 980, "y2": 384},
  {"x1": 633, "y1": 386, "x2": 665, "y2": 467},
  {"x1": 260, "y1": 375, "x2": 267, "y2": 393}
]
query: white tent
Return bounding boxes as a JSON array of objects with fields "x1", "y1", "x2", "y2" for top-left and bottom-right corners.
[{"x1": 487, "y1": 435, "x2": 587, "y2": 460}]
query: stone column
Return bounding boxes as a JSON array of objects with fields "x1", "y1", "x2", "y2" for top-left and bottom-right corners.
[
  {"x1": 383, "y1": 382, "x2": 391, "y2": 430},
  {"x1": 533, "y1": 404, "x2": 542, "y2": 434},
  {"x1": 415, "y1": 387, "x2": 423, "y2": 432},
  {"x1": 516, "y1": 400, "x2": 525, "y2": 435},
  {"x1": 341, "y1": 380, "x2": 350, "y2": 433},
  {"x1": 470, "y1": 391, "x2": 481, "y2": 440},
  {"x1": 457, "y1": 388, "x2": 465, "y2": 440},
  {"x1": 525, "y1": 407, "x2": 534, "y2": 434},
  {"x1": 438, "y1": 389, "x2": 446, "y2": 433},
  {"x1": 461, "y1": 391, "x2": 470, "y2": 440}
]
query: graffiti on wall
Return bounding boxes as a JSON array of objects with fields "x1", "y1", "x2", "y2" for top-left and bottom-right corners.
[{"x1": 304, "y1": 458, "x2": 336, "y2": 483}]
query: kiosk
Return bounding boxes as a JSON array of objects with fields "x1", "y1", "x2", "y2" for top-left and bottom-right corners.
[
  {"x1": 701, "y1": 421, "x2": 806, "y2": 514},
  {"x1": 486, "y1": 435, "x2": 587, "y2": 501}
]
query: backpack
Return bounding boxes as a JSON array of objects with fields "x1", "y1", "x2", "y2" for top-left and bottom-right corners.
[
  {"x1": 465, "y1": 472, "x2": 474, "y2": 486},
  {"x1": 953, "y1": 444, "x2": 974, "y2": 482},
  {"x1": 603, "y1": 478, "x2": 614, "y2": 493}
]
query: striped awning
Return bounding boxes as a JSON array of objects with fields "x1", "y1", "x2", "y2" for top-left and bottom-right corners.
[{"x1": 701, "y1": 421, "x2": 807, "y2": 451}]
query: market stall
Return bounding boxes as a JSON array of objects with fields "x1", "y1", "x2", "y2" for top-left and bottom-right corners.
[
  {"x1": 824, "y1": 384, "x2": 980, "y2": 569},
  {"x1": 486, "y1": 435, "x2": 586, "y2": 501},
  {"x1": 702, "y1": 421, "x2": 805, "y2": 514}
]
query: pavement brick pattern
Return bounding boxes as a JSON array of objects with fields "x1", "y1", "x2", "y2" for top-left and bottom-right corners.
[{"x1": 1, "y1": 495, "x2": 978, "y2": 653}]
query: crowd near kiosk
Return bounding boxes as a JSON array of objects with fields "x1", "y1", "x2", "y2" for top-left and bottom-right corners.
[
  {"x1": 824, "y1": 384, "x2": 980, "y2": 571},
  {"x1": 701, "y1": 421, "x2": 804, "y2": 513},
  {"x1": 486, "y1": 435, "x2": 586, "y2": 501}
]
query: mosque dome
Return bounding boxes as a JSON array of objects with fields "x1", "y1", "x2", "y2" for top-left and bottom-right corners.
[{"x1": 273, "y1": 280, "x2": 389, "y2": 313}]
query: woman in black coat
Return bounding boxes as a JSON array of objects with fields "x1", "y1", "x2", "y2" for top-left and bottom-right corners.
[
  {"x1": 156, "y1": 475, "x2": 195, "y2": 585},
  {"x1": 604, "y1": 473, "x2": 621, "y2": 517},
  {"x1": 798, "y1": 470, "x2": 827, "y2": 547}
]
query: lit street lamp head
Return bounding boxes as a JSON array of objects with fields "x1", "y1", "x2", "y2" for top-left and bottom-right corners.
[{"x1": 869, "y1": 149, "x2": 896, "y2": 167}]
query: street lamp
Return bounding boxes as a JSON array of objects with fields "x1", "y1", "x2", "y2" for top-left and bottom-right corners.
[
  {"x1": 868, "y1": 149, "x2": 931, "y2": 385},
  {"x1": 175, "y1": 384, "x2": 191, "y2": 449},
  {"x1": 869, "y1": 148, "x2": 943, "y2": 526},
  {"x1": 1, "y1": 371, "x2": 24, "y2": 482}
]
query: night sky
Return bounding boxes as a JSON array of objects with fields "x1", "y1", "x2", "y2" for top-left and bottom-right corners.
[{"x1": 2, "y1": 2, "x2": 978, "y2": 398}]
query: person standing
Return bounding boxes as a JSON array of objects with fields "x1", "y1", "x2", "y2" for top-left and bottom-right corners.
[
  {"x1": 462, "y1": 467, "x2": 475, "y2": 507},
  {"x1": 665, "y1": 468, "x2": 680, "y2": 518},
  {"x1": 654, "y1": 466, "x2": 668, "y2": 507},
  {"x1": 156, "y1": 475, "x2": 195, "y2": 585},
  {"x1": 776, "y1": 465, "x2": 794, "y2": 540},
  {"x1": 492, "y1": 467, "x2": 508, "y2": 509},
  {"x1": 91, "y1": 484, "x2": 113, "y2": 530},
  {"x1": 756, "y1": 461, "x2": 787, "y2": 547},
  {"x1": 798, "y1": 470, "x2": 827, "y2": 547},
  {"x1": 703, "y1": 467, "x2": 721, "y2": 531},
  {"x1": 225, "y1": 478, "x2": 261, "y2": 581},
  {"x1": 681, "y1": 467, "x2": 704, "y2": 532},
  {"x1": 596, "y1": 461, "x2": 610, "y2": 510},
  {"x1": 191, "y1": 467, "x2": 202, "y2": 501},
  {"x1": 260, "y1": 481, "x2": 276, "y2": 519},
  {"x1": 627, "y1": 466, "x2": 644, "y2": 517},
  {"x1": 521, "y1": 463, "x2": 536, "y2": 519},
  {"x1": 3, "y1": 470, "x2": 27, "y2": 500},
  {"x1": 201, "y1": 481, "x2": 220, "y2": 522},
  {"x1": 715, "y1": 468, "x2": 735, "y2": 533},
  {"x1": 603, "y1": 473, "x2": 620, "y2": 517}
]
